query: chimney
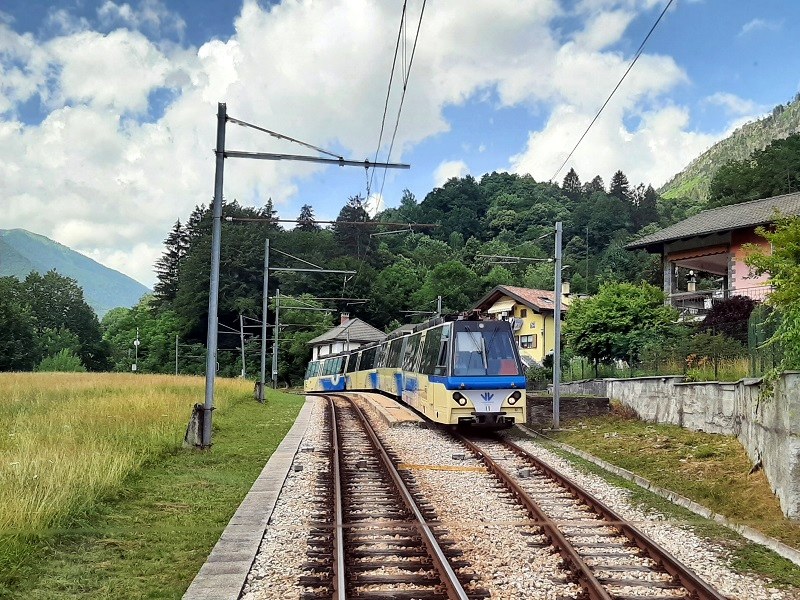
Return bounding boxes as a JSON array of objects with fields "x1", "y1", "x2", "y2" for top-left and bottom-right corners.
[
  {"x1": 561, "y1": 281, "x2": 570, "y2": 297},
  {"x1": 340, "y1": 312, "x2": 350, "y2": 325}
]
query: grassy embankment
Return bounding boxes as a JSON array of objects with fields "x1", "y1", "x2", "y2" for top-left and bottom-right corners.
[
  {"x1": 0, "y1": 372, "x2": 304, "y2": 599},
  {"x1": 539, "y1": 404, "x2": 800, "y2": 586}
]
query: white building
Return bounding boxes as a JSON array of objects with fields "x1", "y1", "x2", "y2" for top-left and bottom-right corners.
[{"x1": 307, "y1": 313, "x2": 386, "y2": 360}]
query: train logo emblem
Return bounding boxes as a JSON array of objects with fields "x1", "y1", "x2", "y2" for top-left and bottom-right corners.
[{"x1": 480, "y1": 392, "x2": 494, "y2": 403}]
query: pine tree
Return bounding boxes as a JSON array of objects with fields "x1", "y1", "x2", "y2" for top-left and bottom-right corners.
[
  {"x1": 333, "y1": 195, "x2": 370, "y2": 254},
  {"x1": 153, "y1": 220, "x2": 187, "y2": 307},
  {"x1": 262, "y1": 197, "x2": 279, "y2": 228},
  {"x1": 609, "y1": 170, "x2": 631, "y2": 202},
  {"x1": 583, "y1": 175, "x2": 605, "y2": 194},
  {"x1": 562, "y1": 168, "x2": 582, "y2": 198},
  {"x1": 296, "y1": 204, "x2": 320, "y2": 231}
]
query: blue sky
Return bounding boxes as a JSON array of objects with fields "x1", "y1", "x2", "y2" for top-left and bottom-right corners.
[{"x1": 1, "y1": 0, "x2": 799, "y2": 287}]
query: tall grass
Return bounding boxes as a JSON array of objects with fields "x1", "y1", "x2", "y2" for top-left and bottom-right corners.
[
  {"x1": 0, "y1": 373, "x2": 249, "y2": 540},
  {"x1": 563, "y1": 356, "x2": 750, "y2": 382}
]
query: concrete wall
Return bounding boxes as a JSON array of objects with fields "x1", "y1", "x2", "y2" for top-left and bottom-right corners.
[{"x1": 559, "y1": 373, "x2": 800, "y2": 519}]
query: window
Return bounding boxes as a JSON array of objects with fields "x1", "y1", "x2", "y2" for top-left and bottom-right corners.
[
  {"x1": 520, "y1": 308, "x2": 527, "y2": 318},
  {"x1": 434, "y1": 323, "x2": 451, "y2": 376},
  {"x1": 519, "y1": 334, "x2": 537, "y2": 349},
  {"x1": 419, "y1": 326, "x2": 443, "y2": 375},
  {"x1": 453, "y1": 322, "x2": 520, "y2": 376},
  {"x1": 345, "y1": 353, "x2": 359, "y2": 373},
  {"x1": 403, "y1": 333, "x2": 423, "y2": 371}
]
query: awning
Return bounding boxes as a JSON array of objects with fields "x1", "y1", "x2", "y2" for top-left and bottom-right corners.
[{"x1": 487, "y1": 299, "x2": 515, "y2": 314}]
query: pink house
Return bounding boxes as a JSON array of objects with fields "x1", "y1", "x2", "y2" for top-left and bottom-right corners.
[{"x1": 627, "y1": 192, "x2": 800, "y2": 317}]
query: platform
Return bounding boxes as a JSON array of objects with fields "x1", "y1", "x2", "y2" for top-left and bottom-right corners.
[
  {"x1": 182, "y1": 397, "x2": 315, "y2": 600},
  {"x1": 354, "y1": 392, "x2": 426, "y2": 427}
]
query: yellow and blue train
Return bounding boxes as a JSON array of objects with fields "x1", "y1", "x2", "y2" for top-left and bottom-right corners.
[{"x1": 304, "y1": 315, "x2": 526, "y2": 427}]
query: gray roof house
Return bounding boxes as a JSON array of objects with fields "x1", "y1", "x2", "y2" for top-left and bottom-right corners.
[
  {"x1": 626, "y1": 192, "x2": 800, "y2": 317},
  {"x1": 308, "y1": 313, "x2": 386, "y2": 360}
]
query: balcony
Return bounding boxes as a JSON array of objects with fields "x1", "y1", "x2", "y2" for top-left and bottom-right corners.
[{"x1": 668, "y1": 285, "x2": 773, "y2": 319}]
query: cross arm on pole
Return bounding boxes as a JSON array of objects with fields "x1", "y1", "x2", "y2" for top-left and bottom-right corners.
[{"x1": 224, "y1": 150, "x2": 410, "y2": 170}]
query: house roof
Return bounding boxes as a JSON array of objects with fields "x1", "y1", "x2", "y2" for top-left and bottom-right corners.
[
  {"x1": 307, "y1": 318, "x2": 387, "y2": 346},
  {"x1": 472, "y1": 285, "x2": 567, "y2": 313},
  {"x1": 627, "y1": 192, "x2": 800, "y2": 251}
]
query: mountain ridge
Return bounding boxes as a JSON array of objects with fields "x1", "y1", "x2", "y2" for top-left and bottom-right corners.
[
  {"x1": 0, "y1": 228, "x2": 150, "y2": 317},
  {"x1": 659, "y1": 96, "x2": 800, "y2": 203}
]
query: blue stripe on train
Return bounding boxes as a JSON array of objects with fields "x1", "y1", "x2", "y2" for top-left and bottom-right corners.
[
  {"x1": 321, "y1": 377, "x2": 346, "y2": 391},
  {"x1": 428, "y1": 375, "x2": 526, "y2": 390}
]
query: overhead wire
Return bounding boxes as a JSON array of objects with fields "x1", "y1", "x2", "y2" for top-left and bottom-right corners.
[
  {"x1": 227, "y1": 116, "x2": 342, "y2": 159},
  {"x1": 377, "y1": 0, "x2": 426, "y2": 202},
  {"x1": 549, "y1": 0, "x2": 675, "y2": 183},
  {"x1": 367, "y1": 0, "x2": 407, "y2": 199}
]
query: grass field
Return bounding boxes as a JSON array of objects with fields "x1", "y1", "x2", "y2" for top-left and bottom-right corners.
[{"x1": 0, "y1": 372, "x2": 304, "y2": 598}]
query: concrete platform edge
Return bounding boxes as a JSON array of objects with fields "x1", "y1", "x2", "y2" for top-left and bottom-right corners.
[
  {"x1": 516, "y1": 424, "x2": 800, "y2": 567},
  {"x1": 183, "y1": 397, "x2": 315, "y2": 600}
]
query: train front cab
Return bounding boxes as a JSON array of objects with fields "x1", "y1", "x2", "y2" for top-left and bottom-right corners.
[{"x1": 403, "y1": 320, "x2": 525, "y2": 427}]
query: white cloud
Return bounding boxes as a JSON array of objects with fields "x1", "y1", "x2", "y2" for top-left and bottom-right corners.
[
  {"x1": 97, "y1": 0, "x2": 186, "y2": 38},
  {"x1": 434, "y1": 160, "x2": 470, "y2": 187},
  {"x1": 739, "y1": 18, "x2": 783, "y2": 36},
  {"x1": 704, "y1": 92, "x2": 759, "y2": 117},
  {"x1": 0, "y1": 0, "x2": 749, "y2": 287}
]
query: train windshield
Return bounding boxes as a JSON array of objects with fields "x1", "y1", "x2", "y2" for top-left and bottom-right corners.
[{"x1": 452, "y1": 322, "x2": 521, "y2": 377}]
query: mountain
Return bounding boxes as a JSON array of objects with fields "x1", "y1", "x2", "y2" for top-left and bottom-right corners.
[
  {"x1": 0, "y1": 229, "x2": 150, "y2": 317},
  {"x1": 659, "y1": 96, "x2": 800, "y2": 204}
]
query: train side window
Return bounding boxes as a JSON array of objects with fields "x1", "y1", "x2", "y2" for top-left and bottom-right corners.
[
  {"x1": 403, "y1": 333, "x2": 423, "y2": 371},
  {"x1": 419, "y1": 326, "x2": 442, "y2": 375}
]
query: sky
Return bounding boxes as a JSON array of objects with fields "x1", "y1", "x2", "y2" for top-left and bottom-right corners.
[{"x1": 2, "y1": 0, "x2": 799, "y2": 289}]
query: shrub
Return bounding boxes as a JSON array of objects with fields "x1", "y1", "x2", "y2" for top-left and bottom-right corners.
[{"x1": 38, "y1": 349, "x2": 87, "y2": 372}]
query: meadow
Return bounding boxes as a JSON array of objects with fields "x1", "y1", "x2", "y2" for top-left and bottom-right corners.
[{"x1": 0, "y1": 372, "x2": 303, "y2": 598}]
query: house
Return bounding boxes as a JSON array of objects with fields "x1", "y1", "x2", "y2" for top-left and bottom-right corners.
[
  {"x1": 626, "y1": 192, "x2": 800, "y2": 317},
  {"x1": 307, "y1": 313, "x2": 386, "y2": 360},
  {"x1": 471, "y1": 285, "x2": 569, "y2": 367}
]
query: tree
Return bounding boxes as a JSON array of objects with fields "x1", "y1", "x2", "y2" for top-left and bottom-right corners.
[
  {"x1": 153, "y1": 220, "x2": 187, "y2": 308},
  {"x1": 296, "y1": 204, "x2": 320, "y2": 231},
  {"x1": 745, "y1": 215, "x2": 800, "y2": 370},
  {"x1": 412, "y1": 261, "x2": 481, "y2": 314},
  {"x1": 564, "y1": 282, "x2": 679, "y2": 370},
  {"x1": 21, "y1": 270, "x2": 110, "y2": 370},
  {"x1": 38, "y1": 349, "x2": 86, "y2": 372},
  {"x1": 708, "y1": 134, "x2": 800, "y2": 208},
  {"x1": 0, "y1": 277, "x2": 37, "y2": 371},
  {"x1": 562, "y1": 168, "x2": 582, "y2": 199},
  {"x1": 609, "y1": 170, "x2": 631, "y2": 202},
  {"x1": 333, "y1": 195, "x2": 371, "y2": 255},
  {"x1": 583, "y1": 175, "x2": 605, "y2": 194}
]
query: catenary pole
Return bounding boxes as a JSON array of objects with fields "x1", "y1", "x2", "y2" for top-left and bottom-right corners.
[
  {"x1": 175, "y1": 334, "x2": 178, "y2": 376},
  {"x1": 202, "y1": 102, "x2": 227, "y2": 448},
  {"x1": 258, "y1": 237, "x2": 269, "y2": 402},
  {"x1": 553, "y1": 221, "x2": 563, "y2": 430},
  {"x1": 239, "y1": 313, "x2": 246, "y2": 378},
  {"x1": 272, "y1": 288, "x2": 280, "y2": 388}
]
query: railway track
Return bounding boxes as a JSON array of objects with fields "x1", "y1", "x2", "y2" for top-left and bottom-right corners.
[
  {"x1": 300, "y1": 394, "x2": 486, "y2": 599},
  {"x1": 454, "y1": 432, "x2": 729, "y2": 600}
]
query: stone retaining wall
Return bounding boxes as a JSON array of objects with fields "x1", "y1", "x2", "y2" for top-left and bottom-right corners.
[
  {"x1": 558, "y1": 372, "x2": 800, "y2": 519},
  {"x1": 527, "y1": 394, "x2": 610, "y2": 429}
]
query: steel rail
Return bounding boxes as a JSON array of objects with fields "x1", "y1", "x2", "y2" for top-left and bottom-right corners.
[
  {"x1": 332, "y1": 394, "x2": 470, "y2": 600},
  {"x1": 327, "y1": 399, "x2": 347, "y2": 599},
  {"x1": 453, "y1": 433, "x2": 614, "y2": 600},
  {"x1": 500, "y1": 436, "x2": 728, "y2": 600}
]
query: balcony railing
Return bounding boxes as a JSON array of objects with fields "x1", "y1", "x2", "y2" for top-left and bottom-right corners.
[{"x1": 668, "y1": 285, "x2": 773, "y2": 318}]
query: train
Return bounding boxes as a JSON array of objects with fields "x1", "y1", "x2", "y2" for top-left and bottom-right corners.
[{"x1": 303, "y1": 314, "x2": 527, "y2": 427}]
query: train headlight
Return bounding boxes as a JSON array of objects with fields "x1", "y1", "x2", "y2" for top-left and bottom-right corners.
[
  {"x1": 507, "y1": 390, "x2": 522, "y2": 405},
  {"x1": 452, "y1": 392, "x2": 467, "y2": 407}
]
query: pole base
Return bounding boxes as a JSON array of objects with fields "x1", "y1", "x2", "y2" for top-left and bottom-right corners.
[{"x1": 183, "y1": 403, "x2": 209, "y2": 449}]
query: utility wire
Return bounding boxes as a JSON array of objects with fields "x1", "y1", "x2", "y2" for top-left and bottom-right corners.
[
  {"x1": 367, "y1": 0, "x2": 407, "y2": 198},
  {"x1": 377, "y1": 0, "x2": 426, "y2": 201},
  {"x1": 550, "y1": 0, "x2": 675, "y2": 183}
]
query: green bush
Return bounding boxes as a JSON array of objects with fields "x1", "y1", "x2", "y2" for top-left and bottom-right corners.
[{"x1": 38, "y1": 349, "x2": 87, "y2": 372}]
